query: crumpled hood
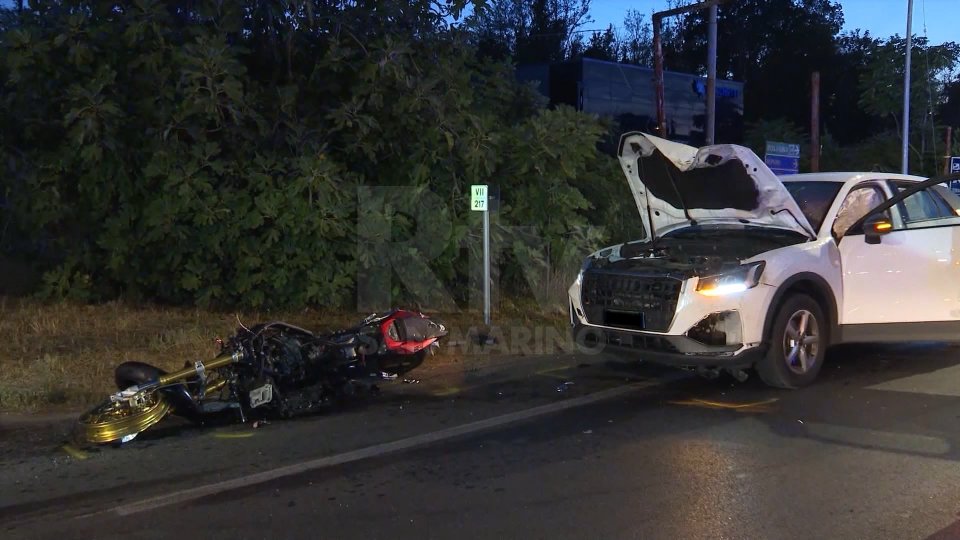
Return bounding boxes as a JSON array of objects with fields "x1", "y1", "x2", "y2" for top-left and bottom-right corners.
[{"x1": 617, "y1": 132, "x2": 816, "y2": 240}]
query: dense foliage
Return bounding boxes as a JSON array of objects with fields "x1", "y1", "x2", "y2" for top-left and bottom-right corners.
[
  {"x1": 0, "y1": 1, "x2": 642, "y2": 310},
  {"x1": 3, "y1": 0, "x2": 960, "y2": 311}
]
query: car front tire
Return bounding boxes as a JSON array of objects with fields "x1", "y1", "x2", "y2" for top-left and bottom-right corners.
[{"x1": 756, "y1": 293, "x2": 826, "y2": 389}]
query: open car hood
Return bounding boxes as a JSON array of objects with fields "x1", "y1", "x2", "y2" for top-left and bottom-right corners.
[{"x1": 617, "y1": 132, "x2": 816, "y2": 241}]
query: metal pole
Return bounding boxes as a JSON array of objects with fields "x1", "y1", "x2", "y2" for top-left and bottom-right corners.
[
  {"x1": 811, "y1": 71, "x2": 820, "y2": 172},
  {"x1": 902, "y1": 0, "x2": 914, "y2": 174},
  {"x1": 946, "y1": 126, "x2": 953, "y2": 175},
  {"x1": 653, "y1": 16, "x2": 666, "y2": 137},
  {"x1": 651, "y1": 1, "x2": 724, "y2": 140},
  {"x1": 482, "y1": 197, "x2": 490, "y2": 326},
  {"x1": 706, "y1": 3, "x2": 717, "y2": 145}
]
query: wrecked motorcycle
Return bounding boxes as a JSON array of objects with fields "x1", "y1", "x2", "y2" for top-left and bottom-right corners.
[{"x1": 73, "y1": 309, "x2": 448, "y2": 445}]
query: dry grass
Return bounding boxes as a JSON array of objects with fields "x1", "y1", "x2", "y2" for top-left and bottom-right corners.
[{"x1": 0, "y1": 296, "x2": 568, "y2": 412}]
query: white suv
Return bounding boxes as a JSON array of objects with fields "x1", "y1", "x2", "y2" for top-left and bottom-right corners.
[{"x1": 568, "y1": 131, "x2": 960, "y2": 388}]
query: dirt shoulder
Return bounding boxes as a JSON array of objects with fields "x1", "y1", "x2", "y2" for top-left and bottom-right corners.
[{"x1": 0, "y1": 297, "x2": 574, "y2": 414}]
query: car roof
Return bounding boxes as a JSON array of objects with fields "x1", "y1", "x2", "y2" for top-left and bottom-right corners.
[{"x1": 777, "y1": 172, "x2": 928, "y2": 184}]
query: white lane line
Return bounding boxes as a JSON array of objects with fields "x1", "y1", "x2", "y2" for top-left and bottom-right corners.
[
  {"x1": 87, "y1": 381, "x2": 656, "y2": 518},
  {"x1": 867, "y1": 364, "x2": 960, "y2": 397}
]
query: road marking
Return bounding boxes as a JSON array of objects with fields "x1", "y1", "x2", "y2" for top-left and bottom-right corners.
[
  {"x1": 537, "y1": 371, "x2": 575, "y2": 380},
  {"x1": 84, "y1": 381, "x2": 656, "y2": 519},
  {"x1": 431, "y1": 386, "x2": 462, "y2": 397},
  {"x1": 61, "y1": 444, "x2": 90, "y2": 460},
  {"x1": 867, "y1": 364, "x2": 960, "y2": 397},
  {"x1": 668, "y1": 397, "x2": 778, "y2": 412},
  {"x1": 534, "y1": 365, "x2": 574, "y2": 377},
  {"x1": 212, "y1": 431, "x2": 255, "y2": 439}
]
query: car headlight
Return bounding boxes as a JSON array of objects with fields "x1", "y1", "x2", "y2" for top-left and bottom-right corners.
[{"x1": 696, "y1": 261, "x2": 766, "y2": 296}]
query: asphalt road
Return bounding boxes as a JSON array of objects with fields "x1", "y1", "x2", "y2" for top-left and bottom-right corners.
[{"x1": 7, "y1": 343, "x2": 960, "y2": 539}]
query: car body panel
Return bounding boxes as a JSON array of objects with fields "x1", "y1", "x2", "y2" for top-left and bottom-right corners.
[
  {"x1": 568, "y1": 235, "x2": 841, "y2": 346},
  {"x1": 618, "y1": 132, "x2": 816, "y2": 241},
  {"x1": 838, "y1": 224, "x2": 960, "y2": 324},
  {"x1": 786, "y1": 172, "x2": 960, "y2": 325}
]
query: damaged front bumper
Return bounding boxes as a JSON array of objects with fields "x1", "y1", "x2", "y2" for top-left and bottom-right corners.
[
  {"x1": 568, "y1": 263, "x2": 777, "y2": 369},
  {"x1": 571, "y1": 322, "x2": 766, "y2": 368}
]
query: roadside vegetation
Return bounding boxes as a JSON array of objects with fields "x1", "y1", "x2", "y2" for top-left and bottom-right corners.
[{"x1": 0, "y1": 1, "x2": 642, "y2": 312}]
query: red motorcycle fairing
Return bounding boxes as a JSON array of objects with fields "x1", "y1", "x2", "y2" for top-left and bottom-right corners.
[{"x1": 378, "y1": 309, "x2": 448, "y2": 355}]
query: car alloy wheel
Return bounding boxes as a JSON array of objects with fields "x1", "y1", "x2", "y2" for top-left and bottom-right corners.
[{"x1": 783, "y1": 309, "x2": 820, "y2": 375}]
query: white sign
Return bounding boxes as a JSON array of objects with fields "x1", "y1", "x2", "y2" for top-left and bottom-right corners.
[{"x1": 471, "y1": 185, "x2": 488, "y2": 212}]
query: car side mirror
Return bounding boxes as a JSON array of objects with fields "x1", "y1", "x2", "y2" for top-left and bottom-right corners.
[{"x1": 864, "y1": 214, "x2": 893, "y2": 244}]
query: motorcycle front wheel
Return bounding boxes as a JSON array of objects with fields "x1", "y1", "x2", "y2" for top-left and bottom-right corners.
[{"x1": 73, "y1": 391, "x2": 172, "y2": 445}]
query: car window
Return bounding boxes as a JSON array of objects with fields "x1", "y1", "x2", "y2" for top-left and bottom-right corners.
[
  {"x1": 893, "y1": 183, "x2": 958, "y2": 225},
  {"x1": 832, "y1": 185, "x2": 887, "y2": 238},
  {"x1": 931, "y1": 184, "x2": 960, "y2": 216},
  {"x1": 783, "y1": 181, "x2": 843, "y2": 234}
]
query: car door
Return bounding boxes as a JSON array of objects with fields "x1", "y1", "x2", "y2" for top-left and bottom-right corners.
[{"x1": 837, "y1": 179, "x2": 960, "y2": 328}]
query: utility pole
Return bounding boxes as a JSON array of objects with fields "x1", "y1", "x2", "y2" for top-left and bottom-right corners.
[
  {"x1": 653, "y1": 0, "x2": 724, "y2": 139},
  {"x1": 706, "y1": 3, "x2": 718, "y2": 144},
  {"x1": 902, "y1": 0, "x2": 914, "y2": 174},
  {"x1": 946, "y1": 126, "x2": 953, "y2": 175},
  {"x1": 653, "y1": 17, "x2": 666, "y2": 136},
  {"x1": 811, "y1": 72, "x2": 820, "y2": 172}
]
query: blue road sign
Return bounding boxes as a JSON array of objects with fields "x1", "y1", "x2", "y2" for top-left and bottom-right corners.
[
  {"x1": 765, "y1": 155, "x2": 800, "y2": 175},
  {"x1": 948, "y1": 158, "x2": 960, "y2": 195},
  {"x1": 765, "y1": 141, "x2": 800, "y2": 175}
]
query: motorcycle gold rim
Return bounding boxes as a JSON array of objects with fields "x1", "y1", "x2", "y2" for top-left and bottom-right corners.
[{"x1": 74, "y1": 392, "x2": 172, "y2": 445}]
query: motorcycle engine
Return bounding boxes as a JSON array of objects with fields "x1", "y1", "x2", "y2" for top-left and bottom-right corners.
[{"x1": 261, "y1": 334, "x2": 315, "y2": 387}]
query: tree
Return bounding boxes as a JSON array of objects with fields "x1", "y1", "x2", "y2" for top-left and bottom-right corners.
[
  {"x1": 821, "y1": 30, "x2": 886, "y2": 145},
  {"x1": 468, "y1": 0, "x2": 593, "y2": 63},
  {"x1": 578, "y1": 24, "x2": 617, "y2": 61},
  {"x1": 668, "y1": 0, "x2": 843, "y2": 131},
  {"x1": 856, "y1": 34, "x2": 959, "y2": 173},
  {"x1": 859, "y1": 36, "x2": 960, "y2": 142},
  {"x1": 939, "y1": 78, "x2": 960, "y2": 129},
  {"x1": 0, "y1": 0, "x2": 624, "y2": 310},
  {"x1": 618, "y1": 8, "x2": 652, "y2": 66}
]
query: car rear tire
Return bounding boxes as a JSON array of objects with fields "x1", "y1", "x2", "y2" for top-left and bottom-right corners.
[{"x1": 756, "y1": 293, "x2": 826, "y2": 389}]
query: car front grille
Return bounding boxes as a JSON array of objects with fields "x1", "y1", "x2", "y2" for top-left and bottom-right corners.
[{"x1": 580, "y1": 271, "x2": 682, "y2": 332}]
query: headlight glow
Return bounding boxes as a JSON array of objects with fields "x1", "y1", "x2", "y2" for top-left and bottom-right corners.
[{"x1": 696, "y1": 261, "x2": 766, "y2": 296}]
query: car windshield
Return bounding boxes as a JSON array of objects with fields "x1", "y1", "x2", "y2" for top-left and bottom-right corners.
[{"x1": 783, "y1": 181, "x2": 844, "y2": 233}]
